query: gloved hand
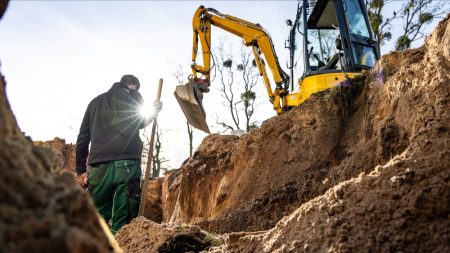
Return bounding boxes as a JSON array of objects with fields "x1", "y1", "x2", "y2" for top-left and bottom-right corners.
[{"x1": 153, "y1": 100, "x2": 162, "y2": 114}]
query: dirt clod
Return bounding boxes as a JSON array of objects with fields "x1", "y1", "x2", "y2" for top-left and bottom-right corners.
[{"x1": 115, "y1": 217, "x2": 222, "y2": 253}]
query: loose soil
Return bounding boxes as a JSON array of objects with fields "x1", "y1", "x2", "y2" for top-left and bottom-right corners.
[
  {"x1": 34, "y1": 137, "x2": 76, "y2": 174},
  {"x1": 116, "y1": 217, "x2": 222, "y2": 253}
]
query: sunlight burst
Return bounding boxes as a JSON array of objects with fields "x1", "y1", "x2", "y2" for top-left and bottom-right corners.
[{"x1": 139, "y1": 102, "x2": 155, "y2": 119}]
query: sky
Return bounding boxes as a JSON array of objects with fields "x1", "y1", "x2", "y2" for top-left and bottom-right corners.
[{"x1": 0, "y1": 0, "x2": 445, "y2": 170}]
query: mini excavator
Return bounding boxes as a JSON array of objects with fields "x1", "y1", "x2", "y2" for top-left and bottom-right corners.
[{"x1": 175, "y1": 0, "x2": 379, "y2": 133}]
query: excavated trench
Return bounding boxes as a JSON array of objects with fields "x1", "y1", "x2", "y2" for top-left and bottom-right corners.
[
  {"x1": 1, "y1": 0, "x2": 449, "y2": 251},
  {"x1": 116, "y1": 14, "x2": 450, "y2": 252}
]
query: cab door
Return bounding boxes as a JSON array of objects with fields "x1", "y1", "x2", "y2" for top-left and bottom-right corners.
[{"x1": 335, "y1": 0, "x2": 379, "y2": 69}]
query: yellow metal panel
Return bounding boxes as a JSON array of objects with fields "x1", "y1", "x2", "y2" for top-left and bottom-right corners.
[{"x1": 285, "y1": 72, "x2": 359, "y2": 107}]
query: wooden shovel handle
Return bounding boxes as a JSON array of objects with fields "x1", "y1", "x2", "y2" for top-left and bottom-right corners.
[{"x1": 138, "y1": 78, "x2": 163, "y2": 217}]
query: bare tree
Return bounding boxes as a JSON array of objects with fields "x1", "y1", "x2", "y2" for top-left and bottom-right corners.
[
  {"x1": 236, "y1": 47, "x2": 259, "y2": 131},
  {"x1": 366, "y1": 0, "x2": 397, "y2": 52},
  {"x1": 395, "y1": 0, "x2": 449, "y2": 50},
  {"x1": 141, "y1": 124, "x2": 168, "y2": 178},
  {"x1": 151, "y1": 125, "x2": 168, "y2": 178},
  {"x1": 215, "y1": 41, "x2": 239, "y2": 131},
  {"x1": 214, "y1": 41, "x2": 260, "y2": 132},
  {"x1": 173, "y1": 63, "x2": 194, "y2": 157}
]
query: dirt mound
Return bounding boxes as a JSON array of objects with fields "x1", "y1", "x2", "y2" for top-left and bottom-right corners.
[
  {"x1": 158, "y1": 15, "x2": 449, "y2": 235},
  {"x1": 115, "y1": 216, "x2": 221, "y2": 252},
  {"x1": 216, "y1": 143, "x2": 449, "y2": 252},
  {"x1": 158, "y1": 76, "x2": 374, "y2": 233},
  {"x1": 157, "y1": 49, "x2": 411, "y2": 233},
  {"x1": 203, "y1": 14, "x2": 450, "y2": 252},
  {"x1": 34, "y1": 137, "x2": 76, "y2": 174},
  {"x1": 0, "y1": 71, "x2": 117, "y2": 251}
]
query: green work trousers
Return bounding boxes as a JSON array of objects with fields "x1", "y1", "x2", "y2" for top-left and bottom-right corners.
[{"x1": 87, "y1": 159, "x2": 141, "y2": 234}]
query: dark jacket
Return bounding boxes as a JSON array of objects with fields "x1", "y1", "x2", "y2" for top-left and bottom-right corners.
[{"x1": 76, "y1": 82, "x2": 148, "y2": 174}]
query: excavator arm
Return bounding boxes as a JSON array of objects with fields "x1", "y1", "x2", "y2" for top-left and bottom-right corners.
[
  {"x1": 191, "y1": 6, "x2": 290, "y2": 109},
  {"x1": 175, "y1": 6, "x2": 289, "y2": 133}
]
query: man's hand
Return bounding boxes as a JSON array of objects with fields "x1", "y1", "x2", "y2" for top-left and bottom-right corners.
[
  {"x1": 75, "y1": 172, "x2": 87, "y2": 187},
  {"x1": 153, "y1": 101, "x2": 162, "y2": 114}
]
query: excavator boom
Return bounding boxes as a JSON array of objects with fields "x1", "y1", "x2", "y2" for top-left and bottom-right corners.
[{"x1": 175, "y1": 6, "x2": 289, "y2": 133}]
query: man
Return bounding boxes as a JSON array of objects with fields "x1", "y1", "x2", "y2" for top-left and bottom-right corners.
[{"x1": 75, "y1": 74, "x2": 162, "y2": 234}]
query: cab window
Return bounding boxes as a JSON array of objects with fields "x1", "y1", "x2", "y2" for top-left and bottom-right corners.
[{"x1": 343, "y1": 0, "x2": 370, "y2": 37}]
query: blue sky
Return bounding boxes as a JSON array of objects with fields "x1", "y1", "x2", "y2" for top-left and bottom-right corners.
[{"x1": 0, "y1": 0, "x2": 445, "y2": 169}]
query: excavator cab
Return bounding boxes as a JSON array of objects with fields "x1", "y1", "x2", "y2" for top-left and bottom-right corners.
[
  {"x1": 304, "y1": 0, "x2": 378, "y2": 72},
  {"x1": 285, "y1": 0, "x2": 379, "y2": 106}
]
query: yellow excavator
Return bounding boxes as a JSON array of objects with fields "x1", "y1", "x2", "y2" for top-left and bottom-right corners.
[{"x1": 175, "y1": 0, "x2": 379, "y2": 133}]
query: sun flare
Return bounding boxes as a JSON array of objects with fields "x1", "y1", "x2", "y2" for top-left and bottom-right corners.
[{"x1": 139, "y1": 102, "x2": 154, "y2": 119}]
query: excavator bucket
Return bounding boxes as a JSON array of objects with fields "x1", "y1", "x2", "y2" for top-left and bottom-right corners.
[{"x1": 174, "y1": 79, "x2": 210, "y2": 133}]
